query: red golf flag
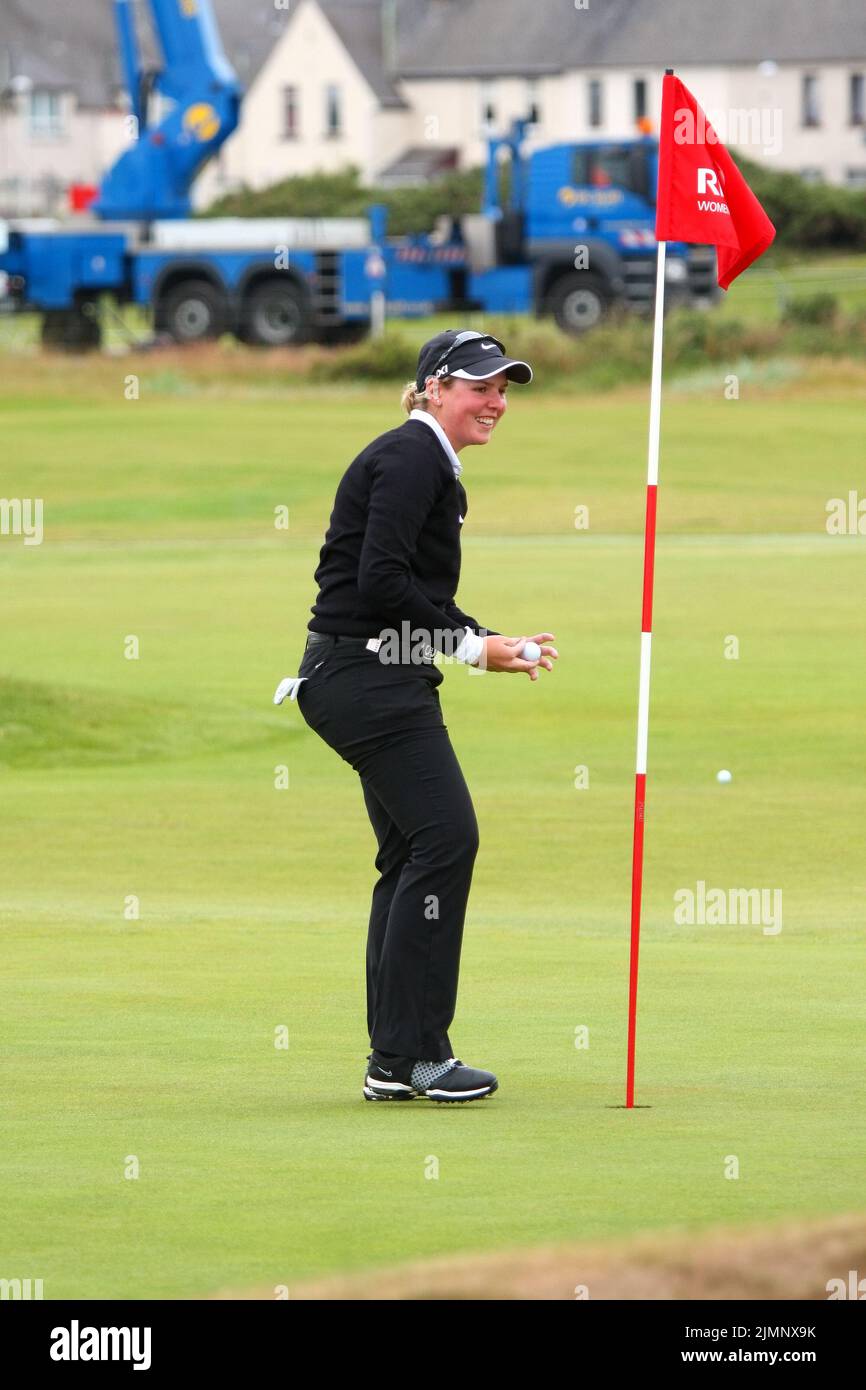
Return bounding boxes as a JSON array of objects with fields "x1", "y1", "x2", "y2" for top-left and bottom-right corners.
[{"x1": 655, "y1": 71, "x2": 776, "y2": 289}]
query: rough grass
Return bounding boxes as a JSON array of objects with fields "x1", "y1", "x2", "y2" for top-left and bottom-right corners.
[
  {"x1": 211, "y1": 1212, "x2": 866, "y2": 1300},
  {"x1": 0, "y1": 676, "x2": 285, "y2": 769}
]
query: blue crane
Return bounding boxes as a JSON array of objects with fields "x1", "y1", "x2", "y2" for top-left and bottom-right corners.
[{"x1": 94, "y1": 0, "x2": 241, "y2": 220}]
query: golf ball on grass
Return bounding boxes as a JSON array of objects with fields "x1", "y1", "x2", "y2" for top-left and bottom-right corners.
[
  {"x1": 521, "y1": 641, "x2": 542, "y2": 662},
  {"x1": 716, "y1": 769, "x2": 733, "y2": 784}
]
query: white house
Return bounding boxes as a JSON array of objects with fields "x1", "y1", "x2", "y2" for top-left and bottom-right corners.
[
  {"x1": 0, "y1": 0, "x2": 128, "y2": 215},
  {"x1": 197, "y1": 0, "x2": 413, "y2": 205}
]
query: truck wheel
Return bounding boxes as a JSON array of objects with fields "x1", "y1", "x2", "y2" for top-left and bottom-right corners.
[
  {"x1": 241, "y1": 281, "x2": 309, "y2": 346},
  {"x1": 159, "y1": 280, "x2": 226, "y2": 343},
  {"x1": 547, "y1": 273, "x2": 610, "y2": 334},
  {"x1": 41, "y1": 305, "x2": 101, "y2": 352}
]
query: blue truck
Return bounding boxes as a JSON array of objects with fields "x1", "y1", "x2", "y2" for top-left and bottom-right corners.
[{"x1": 0, "y1": 0, "x2": 717, "y2": 350}]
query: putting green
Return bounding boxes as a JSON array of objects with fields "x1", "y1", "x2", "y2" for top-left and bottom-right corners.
[{"x1": 1, "y1": 370, "x2": 863, "y2": 1298}]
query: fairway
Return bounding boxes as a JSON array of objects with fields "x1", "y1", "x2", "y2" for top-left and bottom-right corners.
[{"x1": 1, "y1": 365, "x2": 864, "y2": 1299}]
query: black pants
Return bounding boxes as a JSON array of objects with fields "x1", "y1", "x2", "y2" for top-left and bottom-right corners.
[{"x1": 295, "y1": 632, "x2": 479, "y2": 1061}]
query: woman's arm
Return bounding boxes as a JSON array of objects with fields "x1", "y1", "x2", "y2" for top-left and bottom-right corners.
[
  {"x1": 441, "y1": 599, "x2": 501, "y2": 638},
  {"x1": 357, "y1": 447, "x2": 474, "y2": 652}
]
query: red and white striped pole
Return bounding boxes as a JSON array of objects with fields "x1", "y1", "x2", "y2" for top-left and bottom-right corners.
[{"x1": 625, "y1": 237, "x2": 667, "y2": 1108}]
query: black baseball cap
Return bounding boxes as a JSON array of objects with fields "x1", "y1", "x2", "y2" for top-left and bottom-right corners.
[{"x1": 415, "y1": 328, "x2": 533, "y2": 392}]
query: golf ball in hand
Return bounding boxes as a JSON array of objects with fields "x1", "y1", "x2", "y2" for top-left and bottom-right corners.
[
  {"x1": 716, "y1": 769, "x2": 732, "y2": 784},
  {"x1": 521, "y1": 640, "x2": 542, "y2": 662}
]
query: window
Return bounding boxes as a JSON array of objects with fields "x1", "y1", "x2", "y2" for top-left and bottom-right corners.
[
  {"x1": 526, "y1": 78, "x2": 541, "y2": 127},
  {"x1": 572, "y1": 149, "x2": 590, "y2": 184},
  {"x1": 801, "y1": 73, "x2": 820, "y2": 127},
  {"x1": 633, "y1": 78, "x2": 647, "y2": 122},
  {"x1": 324, "y1": 84, "x2": 342, "y2": 137},
  {"x1": 850, "y1": 73, "x2": 865, "y2": 126},
  {"x1": 588, "y1": 78, "x2": 603, "y2": 129},
  {"x1": 591, "y1": 146, "x2": 631, "y2": 188},
  {"x1": 28, "y1": 91, "x2": 65, "y2": 138},
  {"x1": 479, "y1": 79, "x2": 497, "y2": 133},
  {"x1": 282, "y1": 85, "x2": 299, "y2": 139},
  {"x1": 571, "y1": 145, "x2": 648, "y2": 197},
  {"x1": 845, "y1": 168, "x2": 866, "y2": 188},
  {"x1": 799, "y1": 167, "x2": 824, "y2": 184}
]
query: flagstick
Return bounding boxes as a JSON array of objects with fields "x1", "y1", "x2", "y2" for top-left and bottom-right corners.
[{"x1": 626, "y1": 238, "x2": 666, "y2": 1108}]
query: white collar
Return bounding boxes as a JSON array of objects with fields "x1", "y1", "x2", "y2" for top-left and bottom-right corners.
[{"x1": 409, "y1": 408, "x2": 462, "y2": 479}]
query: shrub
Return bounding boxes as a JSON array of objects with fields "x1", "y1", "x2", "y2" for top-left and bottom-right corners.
[
  {"x1": 781, "y1": 293, "x2": 839, "y2": 326},
  {"x1": 202, "y1": 164, "x2": 485, "y2": 236},
  {"x1": 309, "y1": 332, "x2": 418, "y2": 382},
  {"x1": 203, "y1": 166, "x2": 370, "y2": 219},
  {"x1": 734, "y1": 156, "x2": 866, "y2": 251}
]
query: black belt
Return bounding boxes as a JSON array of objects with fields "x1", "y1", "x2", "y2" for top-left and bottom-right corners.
[
  {"x1": 306, "y1": 632, "x2": 372, "y2": 646},
  {"x1": 306, "y1": 631, "x2": 434, "y2": 662}
]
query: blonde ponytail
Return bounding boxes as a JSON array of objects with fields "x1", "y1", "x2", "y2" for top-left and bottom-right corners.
[
  {"x1": 401, "y1": 380, "x2": 422, "y2": 414},
  {"x1": 400, "y1": 377, "x2": 451, "y2": 415}
]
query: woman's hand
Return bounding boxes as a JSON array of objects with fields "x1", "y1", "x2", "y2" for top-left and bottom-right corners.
[{"x1": 477, "y1": 633, "x2": 559, "y2": 681}]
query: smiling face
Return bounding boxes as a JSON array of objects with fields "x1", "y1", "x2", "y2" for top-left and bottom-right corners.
[{"x1": 424, "y1": 372, "x2": 509, "y2": 452}]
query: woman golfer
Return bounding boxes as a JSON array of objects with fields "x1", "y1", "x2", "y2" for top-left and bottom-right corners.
[{"x1": 290, "y1": 328, "x2": 558, "y2": 1103}]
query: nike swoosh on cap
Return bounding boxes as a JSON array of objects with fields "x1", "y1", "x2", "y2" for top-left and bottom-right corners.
[{"x1": 481, "y1": 343, "x2": 497, "y2": 350}]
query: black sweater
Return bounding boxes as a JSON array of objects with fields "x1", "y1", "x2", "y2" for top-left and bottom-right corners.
[{"x1": 308, "y1": 418, "x2": 499, "y2": 647}]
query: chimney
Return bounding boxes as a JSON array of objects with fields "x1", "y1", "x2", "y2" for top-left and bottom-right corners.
[{"x1": 381, "y1": 0, "x2": 397, "y2": 75}]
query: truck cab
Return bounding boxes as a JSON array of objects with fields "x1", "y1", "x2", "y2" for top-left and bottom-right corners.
[{"x1": 461, "y1": 122, "x2": 719, "y2": 331}]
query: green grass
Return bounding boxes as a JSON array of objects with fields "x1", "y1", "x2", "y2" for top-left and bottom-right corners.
[
  {"x1": 713, "y1": 251, "x2": 866, "y2": 322},
  {"x1": 0, "y1": 366, "x2": 864, "y2": 1298}
]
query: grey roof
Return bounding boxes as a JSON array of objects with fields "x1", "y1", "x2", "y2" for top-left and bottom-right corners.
[
  {"x1": 211, "y1": 0, "x2": 291, "y2": 88},
  {"x1": 0, "y1": 1, "x2": 403, "y2": 111},
  {"x1": 0, "y1": 1, "x2": 862, "y2": 110},
  {"x1": 320, "y1": 0, "x2": 409, "y2": 108},
  {"x1": 599, "y1": 0, "x2": 866, "y2": 66},
  {"x1": 0, "y1": 0, "x2": 291, "y2": 107},
  {"x1": 397, "y1": 0, "x2": 623, "y2": 77},
  {"x1": 0, "y1": 0, "x2": 120, "y2": 100},
  {"x1": 396, "y1": 0, "x2": 866, "y2": 75},
  {"x1": 377, "y1": 143, "x2": 459, "y2": 184}
]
